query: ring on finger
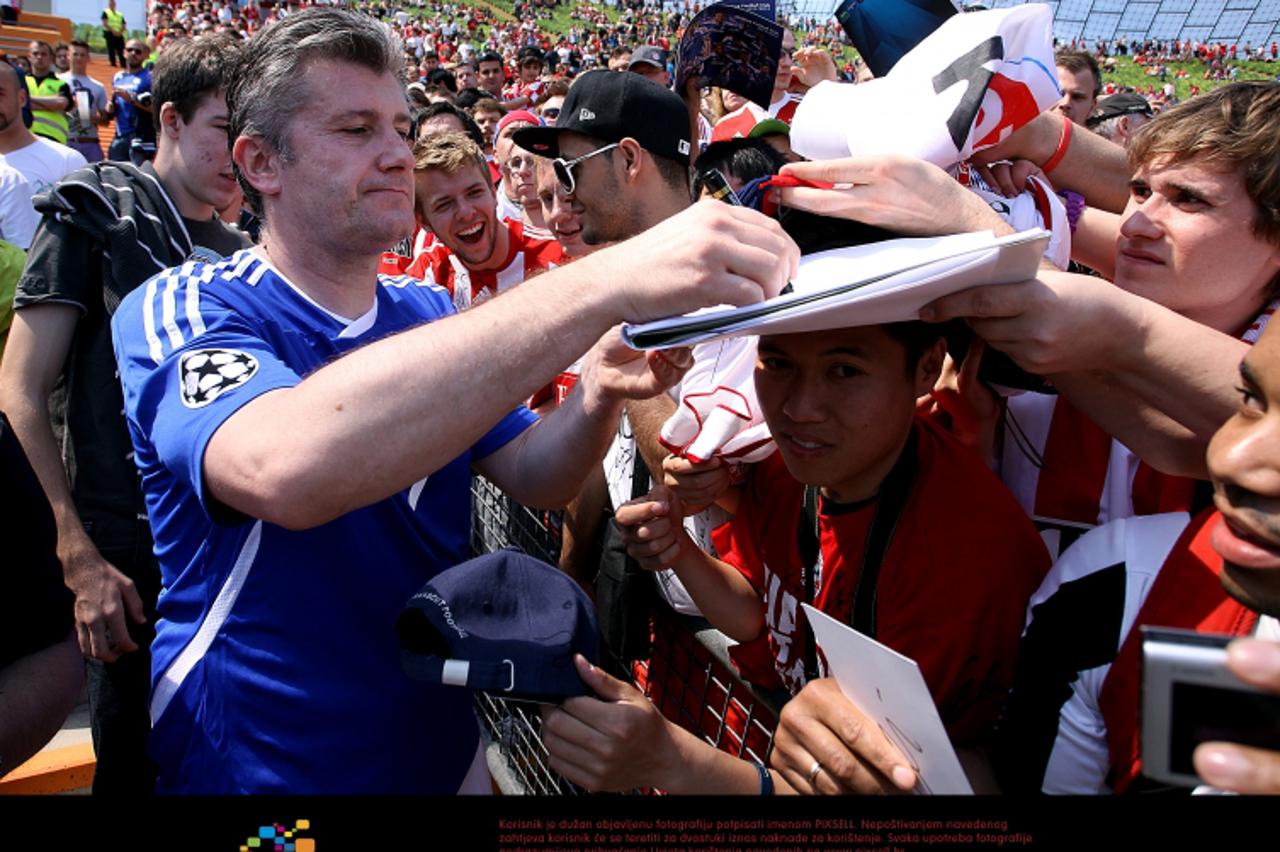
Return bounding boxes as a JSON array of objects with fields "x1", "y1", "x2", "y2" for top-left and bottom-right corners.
[{"x1": 806, "y1": 759, "x2": 824, "y2": 785}]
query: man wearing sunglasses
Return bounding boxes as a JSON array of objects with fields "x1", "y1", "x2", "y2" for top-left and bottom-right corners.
[
  {"x1": 514, "y1": 70, "x2": 694, "y2": 248},
  {"x1": 515, "y1": 69, "x2": 752, "y2": 677},
  {"x1": 537, "y1": 80, "x2": 568, "y2": 127},
  {"x1": 105, "y1": 40, "x2": 153, "y2": 163}
]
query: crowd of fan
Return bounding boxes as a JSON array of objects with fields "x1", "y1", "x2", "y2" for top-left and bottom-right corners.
[{"x1": 0, "y1": 0, "x2": 1278, "y2": 805}]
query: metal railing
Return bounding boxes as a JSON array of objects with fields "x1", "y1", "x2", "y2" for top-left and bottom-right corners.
[{"x1": 468, "y1": 476, "x2": 781, "y2": 795}]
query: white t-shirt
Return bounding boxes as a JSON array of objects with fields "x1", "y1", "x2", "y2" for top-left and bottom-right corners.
[
  {"x1": 0, "y1": 137, "x2": 87, "y2": 196},
  {"x1": 495, "y1": 183, "x2": 524, "y2": 223},
  {"x1": 0, "y1": 161, "x2": 38, "y2": 249}
]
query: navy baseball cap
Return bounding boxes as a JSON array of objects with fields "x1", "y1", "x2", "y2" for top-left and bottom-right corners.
[
  {"x1": 396, "y1": 549, "x2": 599, "y2": 701},
  {"x1": 513, "y1": 69, "x2": 692, "y2": 162}
]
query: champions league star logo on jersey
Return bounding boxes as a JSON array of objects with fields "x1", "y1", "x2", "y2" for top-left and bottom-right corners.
[{"x1": 179, "y1": 348, "x2": 259, "y2": 409}]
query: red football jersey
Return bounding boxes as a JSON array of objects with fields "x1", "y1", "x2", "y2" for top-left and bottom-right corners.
[
  {"x1": 403, "y1": 218, "x2": 563, "y2": 311},
  {"x1": 712, "y1": 415, "x2": 1049, "y2": 744},
  {"x1": 502, "y1": 79, "x2": 547, "y2": 105}
]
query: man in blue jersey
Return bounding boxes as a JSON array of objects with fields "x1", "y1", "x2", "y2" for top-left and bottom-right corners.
[
  {"x1": 104, "y1": 40, "x2": 153, "y2": 163},
  {"x1": 110, "y1": 7, "x2": 796, "y2": 794}
]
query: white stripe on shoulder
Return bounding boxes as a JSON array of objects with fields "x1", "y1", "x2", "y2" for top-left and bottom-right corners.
[
  {"x1": 380, "y1": 273, "x2": 449, "y2": 298},
  {"x1": 142, "y1": 274, "x2": 164, "y2": 365},
  {"x1": 160, "y1": 271, "x2": 184, "y2": 350},
  {"x1": 184, "y1": 270, "x2": 207, "y2": 339},
  {"x1": 419, "y1": 278, "x2": 450, "y2": 297},
  {"x1": 150, "y1": 520, "x2": 263, "y2": 726},
  {"x1": 246, "y1": 259, "x2": 270, "y2": 286},
  {"x1": 228, "y1": 250, "x2": 257, "y2": 281}
]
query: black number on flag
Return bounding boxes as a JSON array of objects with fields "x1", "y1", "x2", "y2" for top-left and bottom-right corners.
[{"x1": 932, "y1": 36, "x2": 1003, "y2": 152}]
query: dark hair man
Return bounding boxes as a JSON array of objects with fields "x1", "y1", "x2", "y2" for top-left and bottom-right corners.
[
  {"x1": 1054, "y1": 48, "x2": 1102, "y2": 126},
  {"x1": 0, "y1": 33, "x2": 250, "y2": 795},
  {"x1": 53, "y1": 41, "x2": 70, "y2": 74},
  {"x1": 61, "y1": 39, "x2": 110, "y2": 164},
  {"x1": 104, "y1": 39, "x2": 155, "y2": 163},
  {"x1": 109, "y1": 7, "x2": 793, "y2": 794},
  {"x1": 476, "y1": 50, "x2": 506, "y2": 99},
  {"x1": 513, "y1": 70, "x2": 693, "y2": 247},
  {"x1": 470, "y1": 95, "x2": 503, "y2": 156},
  {"x1": 414, "y1": 100, "x2": 485, "y2": 149},
  {"x1": 25, "y1": 40, "x2": 73, "y2": 145},
  {"x1": 454, "y1": 60, "x2": 479, "y2": 91}
]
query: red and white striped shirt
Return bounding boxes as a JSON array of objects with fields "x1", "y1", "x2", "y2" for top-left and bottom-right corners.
[{"x1": 403, "y1": 218, "x2": 563, "y2": 312}]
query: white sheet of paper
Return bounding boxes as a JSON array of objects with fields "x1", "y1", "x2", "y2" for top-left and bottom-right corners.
[
  {"x1": 802, "y1": 604, "x2": 973, "y2": 795},
  {"x1": 621, "y1": 229, "x2": 1047, "y2": 350}
]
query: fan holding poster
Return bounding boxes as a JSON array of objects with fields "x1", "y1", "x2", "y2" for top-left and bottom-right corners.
[{"x1": 674, "y1": 2, "x2": 783, "y2": 110}]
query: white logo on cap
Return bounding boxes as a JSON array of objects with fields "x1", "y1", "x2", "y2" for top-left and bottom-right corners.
[
  {"x1": 579, "y1": 108, "x2": 596, "y2": 121},
  {"x1": 678, "y1": 140, "x2": 691, "y2": 156}
]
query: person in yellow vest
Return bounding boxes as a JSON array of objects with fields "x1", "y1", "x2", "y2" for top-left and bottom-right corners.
[
  {"x1": 24, "y1": 41, "x2": 72, "y2": 146},
  {"x1": 102, "y1": 0, "x2": 127, "y2": 68}
]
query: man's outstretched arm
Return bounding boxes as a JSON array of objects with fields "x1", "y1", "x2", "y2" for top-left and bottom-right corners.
[{"x1": 188, "y1": 202, "x2": 796, "y2": 529}]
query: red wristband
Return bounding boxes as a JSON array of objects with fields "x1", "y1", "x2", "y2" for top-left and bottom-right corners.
[{"x1": 1041, "y1": 117, "x2": 1072, "y2": 174}]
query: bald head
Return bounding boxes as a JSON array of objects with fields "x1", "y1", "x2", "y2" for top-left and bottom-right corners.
[
  {"x1": 0, "y1": 60, "x2": 29, "y2": 137},
  {"x1": 0, "y1": 61, "x2": 21, "y2": 88}
]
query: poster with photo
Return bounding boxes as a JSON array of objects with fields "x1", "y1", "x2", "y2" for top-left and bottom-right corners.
[{"x1": 674, "y1": 3, "x2": 782, "y2": 108}]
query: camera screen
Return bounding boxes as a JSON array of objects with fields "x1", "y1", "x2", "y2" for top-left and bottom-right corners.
[{"x1": 1169, "y1": 683, "x2": 1280, "y2": 775}]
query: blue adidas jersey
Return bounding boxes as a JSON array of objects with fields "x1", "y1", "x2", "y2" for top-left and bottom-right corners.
[{"x1": 111, "y1": 249, "x2": 537, "y2": 793}]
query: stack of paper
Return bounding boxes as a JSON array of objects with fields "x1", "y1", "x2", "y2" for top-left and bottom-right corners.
[{"x1": 622, "y1": 229, "x2": 1048, "y2": 351}]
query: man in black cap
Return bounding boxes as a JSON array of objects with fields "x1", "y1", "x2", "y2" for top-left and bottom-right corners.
[
  {"x1": 627, "y1": 45, "x2": 670, "y2": 88},
  {"x1": 514, "y1": 70, "x2": 693, "y2": 246},
  {"x1": 1086, "y1": 91, "x2": 1154, "y2": 149},
  {"x1": 516, "y1": 70, "x2": 782, "y2": 794}
]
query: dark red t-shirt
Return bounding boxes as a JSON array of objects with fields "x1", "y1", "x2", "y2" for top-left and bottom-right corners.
[{"x1": 713, "y1": 415, "x2": 1050, "y2": 744}]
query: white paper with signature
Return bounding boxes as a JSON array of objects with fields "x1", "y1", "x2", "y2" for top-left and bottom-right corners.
[{"x1": 803, "y1": 604, "x2": 973, "y2": 794}]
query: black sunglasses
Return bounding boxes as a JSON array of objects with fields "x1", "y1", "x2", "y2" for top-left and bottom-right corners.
[{"x1": 552, "y1": 142, "x2": 618, "y2": 194}]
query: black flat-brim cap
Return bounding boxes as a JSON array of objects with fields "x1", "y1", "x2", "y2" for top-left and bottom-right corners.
[
  {"x1": 513, "y1": 69, "x2": 692, "y2": 162},
  {"x1": 1087, "y1": 92, "x2": 1154, "y2": 126}
]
